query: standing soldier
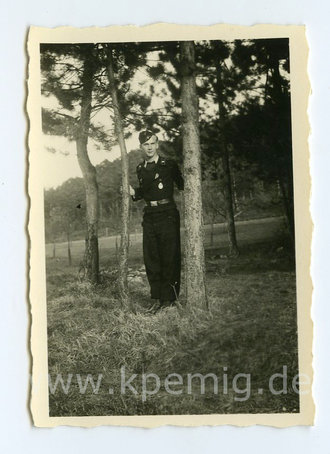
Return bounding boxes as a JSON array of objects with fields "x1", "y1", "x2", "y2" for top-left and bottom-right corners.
[{"x1": 130, "y1": 130, "x2": 184, "y2": 311}]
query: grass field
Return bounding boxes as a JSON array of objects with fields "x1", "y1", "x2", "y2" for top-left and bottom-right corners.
[{"x1": 46, "y1": 217, "x2": 299, "y2": 416}]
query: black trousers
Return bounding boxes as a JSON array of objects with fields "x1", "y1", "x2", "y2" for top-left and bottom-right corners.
[{"x1": 142, "y1": 204, "x2": 181, "y2": 302}]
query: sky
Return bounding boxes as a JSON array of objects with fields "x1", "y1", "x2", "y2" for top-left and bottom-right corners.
[{"x1": 42, "y1": 133, "x2": 136, "y2": 189}]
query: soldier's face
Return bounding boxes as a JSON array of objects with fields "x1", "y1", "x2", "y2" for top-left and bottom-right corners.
[{"x1": 141, "y1": 135, "x2": 158, "y2": 160}]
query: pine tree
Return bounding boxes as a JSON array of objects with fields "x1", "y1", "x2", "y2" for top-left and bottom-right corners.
[
  {"x1": 180, "y1": 41, "x2": 207, "y2": 308},
  {"x1": 41, "y1": 44, "x2": 104, "y2": 282},
  {"x1": 230, "y1": 38, "x2": 294, "y2": 240},
  {"x1": 105, "y1": 45, "x2": 130, "y2": 303},
  {"x1": 213, "y1": 41, "x2": 239, "y2": 256}
]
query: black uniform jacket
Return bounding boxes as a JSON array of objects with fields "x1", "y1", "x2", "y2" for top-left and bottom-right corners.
[{"x1": 132, "y1": 156, "x2": 184, "y2": 202}]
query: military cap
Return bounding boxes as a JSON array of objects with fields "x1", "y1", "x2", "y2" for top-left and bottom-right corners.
[{"x1": 138, "y1": 130, "x2": 157, "y2": 145}]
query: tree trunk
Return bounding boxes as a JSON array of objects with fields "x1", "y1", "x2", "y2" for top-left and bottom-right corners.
[
  {"x1": 76, "y1": 51, "x2": 99, "y2": 283},
  {"x1": 115, "y1": 236, "x2": 119, "y2": 262},
  {"x1": 232, "y1": 169, "x2": 239, "y2": 212},
  {"x1": 180, "y1": 41, "x2": 207, "y2": 309},
  {"x1": 270, "y1": 58, "x2": 295, "y2": 244},
  {"x1": 67, "y1": 229, "x2": 72, "y2": 266},
  {"x1": 214, "y1": 44, "x2": 239, "y2": 257},
  {"x1": 279, "y1": 177, "x2": 295, "y2": 242},
  {"x1": 106, "y1": 47, "x2": 130, "y2": 304},
  {"x1": 210, "y1": 220, "x2": 214, "y2": 246}
]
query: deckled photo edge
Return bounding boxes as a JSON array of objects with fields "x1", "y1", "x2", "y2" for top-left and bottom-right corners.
[{"x1": 27, "y1": 23, "x2": 314, "y2": 428}]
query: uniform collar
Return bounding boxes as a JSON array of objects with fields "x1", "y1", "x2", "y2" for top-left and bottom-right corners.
[{"x1": 144, "y1": 154, "x2": 159, "y2": 167}]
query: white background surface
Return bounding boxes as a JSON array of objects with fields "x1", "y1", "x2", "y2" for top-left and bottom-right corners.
[{"x1": 1, "y1": 1, "x2": 329, "y2": 452}]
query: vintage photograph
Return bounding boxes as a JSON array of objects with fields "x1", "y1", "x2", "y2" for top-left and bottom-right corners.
[{"x1": 27, "y1": 25, "x2": 313, "y2": 426}]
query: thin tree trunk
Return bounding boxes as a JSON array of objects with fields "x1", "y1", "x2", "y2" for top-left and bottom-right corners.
[
  {"x1": 180, "y1": 41, "x2": 207, "y2": 309},
  {"x1": 214, "y1": 43, "x2": 239, "y2": 257},
  {"x1": 279, "y1": 177, "x2": 295, "y2": 242},
  {"x1": 210, "y1": 220, "x2": 214, "y2": 246},
  {"x1": 106, "y1": 47, "x2": 130, "y2": 304},
  {"x1": 115, "y1": 236, "x2": 119, "y2": 262},
  {"x1": 52, "y1": 242, "x2": 56, "y2": 259},
  {"x1": 76, "y1": 50, "x2": 99, "y2": 283},
  {"x1": 232, "y1": 169, "x2": 239, "y2": 212},
  {"x1": 270, "y1": 58, "x2": 295, "y2": 244},
  {"x1": 67, "y1": 229, "x2": 72, "y2": 266}
]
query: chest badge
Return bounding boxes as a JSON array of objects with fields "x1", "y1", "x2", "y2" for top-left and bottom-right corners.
[
  {"x1": 154, "y1": 173, "x2": 159, "y2": 179},
  {"x1": 158, "y1": 182, "x2": 163, "y2": 189}
]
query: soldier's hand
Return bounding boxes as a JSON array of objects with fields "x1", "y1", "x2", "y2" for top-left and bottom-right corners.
[{"x1": 129, "y1": 185, "x2": 135, "y2": 196}]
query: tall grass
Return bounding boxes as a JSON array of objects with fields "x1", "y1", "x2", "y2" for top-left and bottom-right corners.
[{"x1": 47, "y1": 237, "x2": 299, "y2": 416}]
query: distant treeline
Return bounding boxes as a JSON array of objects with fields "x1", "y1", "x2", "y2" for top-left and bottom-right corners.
[{"x1": 44, "y1": 144, "x2": 284, "y2": 244}]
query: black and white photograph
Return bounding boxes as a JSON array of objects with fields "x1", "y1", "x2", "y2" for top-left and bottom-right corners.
[{"x1": 27, "y1": 24, "x2": 313, "y2": 427}]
